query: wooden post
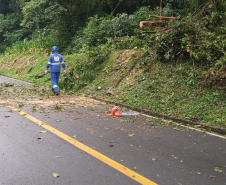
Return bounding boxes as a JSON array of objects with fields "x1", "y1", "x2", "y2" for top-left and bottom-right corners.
[
  {"x1": 140, "y1": 21, "x2": 166, "y2": 28},
  {"x1": 149, "y1": 15, "x2": 175, "y2": 20},
  {"x1": 160, "y1": 0, "x2": 162, "y2": 21}
]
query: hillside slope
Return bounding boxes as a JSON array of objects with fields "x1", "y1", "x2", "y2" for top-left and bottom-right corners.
[{"x1": 0, "y1": 50, "x2": 226, "y2": 129}]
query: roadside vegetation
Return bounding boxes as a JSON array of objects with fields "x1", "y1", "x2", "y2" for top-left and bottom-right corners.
[{"x1": 0, "y1": 0, "x2": 226, "y2": 128}]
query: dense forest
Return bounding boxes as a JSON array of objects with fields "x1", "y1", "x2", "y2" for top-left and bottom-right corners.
[
  {"x1": 0, "y1": 0, "x2": 161, "y2": 52},
  {"x1": 0, "y1": 0, "x2": 225, "y2": 57}
]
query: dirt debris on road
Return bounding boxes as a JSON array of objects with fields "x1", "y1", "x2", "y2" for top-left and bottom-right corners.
[{"x1": 0, "y1": 83, "x2": 106, "y2": 109}]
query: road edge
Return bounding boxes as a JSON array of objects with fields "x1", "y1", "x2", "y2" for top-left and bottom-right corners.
[{"x1": 92, "y1": 96, "x2": 226, "y2": 136}]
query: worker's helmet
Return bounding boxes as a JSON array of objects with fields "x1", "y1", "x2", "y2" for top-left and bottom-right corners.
[{"x1": 52, "y1": 46, "x2": 59, "y2": 51}]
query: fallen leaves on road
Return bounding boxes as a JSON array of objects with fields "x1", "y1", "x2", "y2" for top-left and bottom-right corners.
[
  {"x1": 53, "y1": 173, "x2": 60, "y2": 177},
  {"x1": 0, "y1": 84, "x2": 106, "y2": 111},
  {"x1": 214, "y1": 166, "x2": 223, "y2": 173},
  {"x1": 115, "y1": 127, "x2": 121, "y2": 130},
  {"x1": 172, "y1": 155, "x2": 178, "y2": 159},
  {"x1": 39, "y1": 130, "x2": 47, "y2": 133},
  {"x1": 86, "y1": 128, "x2": 94, "y2": 134},
  {"x1": 210, "y1": 175, "x2": 216, "y2": 180},
  {"x1": 173, "y1": 127, "x2": 180, "y2": 131}
]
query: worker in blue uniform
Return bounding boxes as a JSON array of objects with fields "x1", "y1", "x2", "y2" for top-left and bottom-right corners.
[{"x1": 45, "y1": 46, "x2": 66, "y2": 95}]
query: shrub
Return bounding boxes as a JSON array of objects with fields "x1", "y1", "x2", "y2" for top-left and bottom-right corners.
[
  {"x1": 154, "y1": 3, "x2": 226, "y2": 67},
  {"x1": 70, "y1": 6, "x2": 154, "y2": 53}
]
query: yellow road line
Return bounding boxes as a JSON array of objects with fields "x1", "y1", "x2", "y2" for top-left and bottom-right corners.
[{"x1": 6, "y1": 104, "x2": 158, "y2": 185}]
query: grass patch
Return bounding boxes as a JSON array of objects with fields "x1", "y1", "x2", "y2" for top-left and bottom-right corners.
[{"x1": 80, "y1": 50, "x2": 226, "y2": 127}]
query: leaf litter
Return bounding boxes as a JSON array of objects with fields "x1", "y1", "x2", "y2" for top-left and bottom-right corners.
[
  {"x1": 0, "y1": 84, "x2": 106, "y2": 112},
  {"x1": 214, "y1": 166, "x2": 224, "y2": 173},
  {"x1": 53, "y1": 173, "x2": 60, "y2": 177},
  {"x1": 39, "y1": 130, "x2": 47, "y2": 133}
]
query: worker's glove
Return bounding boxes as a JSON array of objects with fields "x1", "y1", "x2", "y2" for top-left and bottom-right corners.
[
  {"x1": 45, "y1": 69, "x2": 48, "y2": 74},
  {"x1": 63, "y1": 69, "x2": 66, "y2": 75}
]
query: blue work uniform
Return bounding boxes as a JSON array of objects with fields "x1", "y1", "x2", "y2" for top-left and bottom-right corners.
[{"x1": 46, "y1": 53, "x2": 65, "y2": 93}]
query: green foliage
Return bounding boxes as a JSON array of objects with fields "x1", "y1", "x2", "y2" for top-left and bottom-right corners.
[
  {"x1": 162, "y1": 0, "x2": 199, "y2": 16},
  {"x1": 21, "y1": 0, "x2": 70, "y2": 44},
  {"x1": 0, "y1": 11, "x2": 29, "y2": 52},
  {"x1": 111, "y1": 13, "x2": 136, "y2": 37},
  {"x1": 20, "y1": 0, "x2": 156, "y2": 50},
  {"x1": 132, "y1": 6, "x2": 153, "y2": 22},
  {"x1": 72, "y1": 15, "x2": 114, "y2": 50},
  {"x1": 4, "y1": 29, "x2": 65, "y2": 55},
  {"x1": 60, "y1": 43, "x2": 113, "y2": 90},
  {"x1": 59, "y1": 68, "x2": 90, "y2": 91},
  {"x1": 70, "y1": 13, "x2": 136, "y2": 52},
  {"x1": 1, "y1": 0, "x2": 223, "y2": 55},
  {"x1": 59, "y1": 70, "x2": 78, "y2": 91},
  {"x1": 154, "y1": 2, "x2": 226, "y2": 67},
  {"x1": 70, "y1": 6, "x2": 153, "y2": 53}
]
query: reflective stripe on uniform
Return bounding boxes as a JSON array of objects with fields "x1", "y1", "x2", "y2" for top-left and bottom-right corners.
[
  {"x1": 49, "y1": 62, "x2": 62, "y2": 65},
  {"x1": 48, "y1": 62, "x2": 64, "y2": 65},
  {"x1": 53, "y1": 85, "x2": 58, "y2": 88}
]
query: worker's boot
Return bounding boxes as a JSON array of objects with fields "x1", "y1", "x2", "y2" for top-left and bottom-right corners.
[{"x1": 55, "y1": 91, "x2": 60, "y2": 96}]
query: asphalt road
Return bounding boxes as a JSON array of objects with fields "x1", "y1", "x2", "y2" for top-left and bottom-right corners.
[{"x1": 0, "y1": 75, "x2": 226, "y2": 185}]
